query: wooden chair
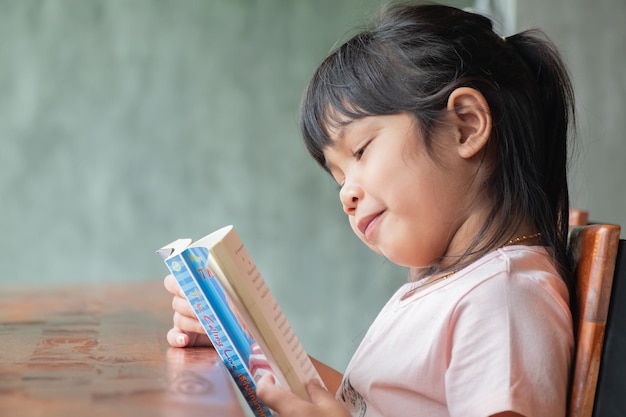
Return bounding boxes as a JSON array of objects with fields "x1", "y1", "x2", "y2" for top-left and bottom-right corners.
[
  {"x1": 592, "y1": 238, "x2": 626, "y2": 417},
  {"x1": 567, "y1": 223, "x2": 621, "y2": 417},
  {"x1": 570, "y1": 209, "x2": 590, "y2": 226}
]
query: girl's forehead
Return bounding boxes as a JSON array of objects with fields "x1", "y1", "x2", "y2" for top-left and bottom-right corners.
[
  {"x1": 324, "y1": 116, "x2": 370, "y2": 149},
  {"x1": 319, "y1": 109, "x2": 354, "y2": 145}
]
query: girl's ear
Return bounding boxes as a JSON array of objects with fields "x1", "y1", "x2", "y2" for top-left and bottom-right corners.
[{"x1": 446, "y1": 87, "x2": 492, "y2": 159}]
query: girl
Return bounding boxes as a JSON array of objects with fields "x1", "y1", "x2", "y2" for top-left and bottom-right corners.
[{"x1": 164, "y1": 3, "x2": 576, "y2": 417}]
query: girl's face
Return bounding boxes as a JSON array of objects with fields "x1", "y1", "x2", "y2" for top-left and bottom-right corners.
[{"x1": 323, "y1": 112, "x2": 487, "y2": 269}]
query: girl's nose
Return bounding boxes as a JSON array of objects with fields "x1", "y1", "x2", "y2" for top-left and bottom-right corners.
[{"x1": 339, "y1": 180, "x2": 362, "y2": 216}]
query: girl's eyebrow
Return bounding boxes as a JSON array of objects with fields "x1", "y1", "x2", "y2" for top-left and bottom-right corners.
[
  {"x1": 326, "y1": 124, "x2": 351, "y2": 148},
  {"x1": 329, "y1": 118, "x2": 363, "y2": 147},
  {"x1": 338, "y1": 117, "x2": 383, "y2": 146}
]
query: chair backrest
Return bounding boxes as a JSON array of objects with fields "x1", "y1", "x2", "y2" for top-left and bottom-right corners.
[
  {"x1": 570, "y1": 209, "x2": 590, "y2": 226},
  {"x1": 592, "y1": 238, "x2": 626, "y2": 417},
  {"x1": 568, "y1": 224, "x2": 621, "y2": 417}
]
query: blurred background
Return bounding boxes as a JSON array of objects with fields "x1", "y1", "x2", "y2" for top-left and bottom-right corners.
[{"x1": 1, "y1": 0, "x2": 624, "y2": 371}]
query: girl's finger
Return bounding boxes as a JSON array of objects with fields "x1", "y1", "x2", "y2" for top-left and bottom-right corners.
[
  {"x1": 173, "y1": 311, "x2": 206, "y2": 335},
  {"x1": 163, "y1": 274, "x2": 185, "y2": 298},
  {"x1": 166, "y1": 326, "x2": 213, "y2": 348},
  {"x1": 307, "y1": 379, "x2": 333, "y2": 404},
  {"x1": 256, "y1": 374, "x2": 307, "y2": 416},
  {"x1": 306, "y1": 380, "x2": 351, "y2": 416},
  {"x1": 172, "y1": 294, "x2": 196, "y2": 318},
  {"x1": 167, "y1": 327, "x2": 190, "y2": 347}
]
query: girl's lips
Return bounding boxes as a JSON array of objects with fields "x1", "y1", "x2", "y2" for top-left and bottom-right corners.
[{"x1": 357, "y1": 211, "x2": 384, "y2": 238}]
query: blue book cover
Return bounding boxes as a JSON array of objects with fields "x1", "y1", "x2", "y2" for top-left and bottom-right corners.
[
  {"x1": 182, "y1": 248, "x2": 255, "y2": 363},
  {"x1": 162, "y1": 251, "x2": 273, "y2": 417}
]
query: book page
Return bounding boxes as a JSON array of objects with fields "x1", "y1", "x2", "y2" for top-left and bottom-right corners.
[{"x1": 203, "y1": 227, "x2": 323, "y2": 399}]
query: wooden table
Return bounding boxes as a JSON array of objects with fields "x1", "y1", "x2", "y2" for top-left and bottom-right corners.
[{"x1": 0, "y1": 280, "x2": 247, "y2": 417}]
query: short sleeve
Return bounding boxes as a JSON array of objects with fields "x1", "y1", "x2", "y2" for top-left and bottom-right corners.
[{"x1": 444, "y1": 271, "x2": 573, "y2": 417}]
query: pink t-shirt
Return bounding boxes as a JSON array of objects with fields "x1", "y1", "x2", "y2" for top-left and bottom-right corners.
[{"x1": 338, "y1": 246, "x2": 574, "y2": 417}]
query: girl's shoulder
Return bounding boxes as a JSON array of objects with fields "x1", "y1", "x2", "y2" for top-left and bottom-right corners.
[
  {"x1": 464, "y1": 245, "x2": 557, "y2": 280},
  {"x1": 448, "y1": 245, "x2": 571, "y2": 313},
  {"x1": 399, "y1": 245, "x2": 567, "y2": 306}
]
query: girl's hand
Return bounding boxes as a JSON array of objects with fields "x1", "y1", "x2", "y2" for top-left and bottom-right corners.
[
  {"x1": 163, "y1": 274, "x2": 213, "y2": 348},
  {"x1": 256, "y1": 374, "x2": 351, "y2": 417}
]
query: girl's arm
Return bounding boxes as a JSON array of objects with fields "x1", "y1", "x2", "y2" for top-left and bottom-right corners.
[{"x1": 309, "y1": 356, "x2": 343, "y2": 395}]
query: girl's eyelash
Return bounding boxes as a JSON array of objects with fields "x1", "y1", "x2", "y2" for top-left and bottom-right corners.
[{"x1": 353, "y1": 140, "x2": 371, "y2": 160}]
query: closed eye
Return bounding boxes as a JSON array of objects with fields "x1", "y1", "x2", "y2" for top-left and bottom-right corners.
[{"x1": 353, "y1": 140, "x2": 371, "y2": 161}]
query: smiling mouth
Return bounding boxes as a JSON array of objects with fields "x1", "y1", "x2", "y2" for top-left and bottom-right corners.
[{"x1": 357, "y1": 211, "x2": 384, "y2": 237}]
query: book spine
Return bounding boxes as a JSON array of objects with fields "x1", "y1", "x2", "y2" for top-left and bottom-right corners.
[
  {"x1": 164, "y1": 254, "x2": 273, "y2": 417},
  {"x1": 182, "y1": 247, "x2": 255, "y2": 364}
]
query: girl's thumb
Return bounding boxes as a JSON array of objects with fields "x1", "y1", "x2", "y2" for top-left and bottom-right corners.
[{"x1": 306, "y1": 379, "x2": 331, "y2": 403}]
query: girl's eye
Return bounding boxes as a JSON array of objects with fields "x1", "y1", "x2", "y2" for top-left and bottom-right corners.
[{"x1": 353, "y1": 140, "x2": 371, "y2": 161}]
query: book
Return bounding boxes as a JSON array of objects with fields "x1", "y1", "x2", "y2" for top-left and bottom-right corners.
[{"x1": 157, "y1": 225, "x2": 324, "y2": 416}]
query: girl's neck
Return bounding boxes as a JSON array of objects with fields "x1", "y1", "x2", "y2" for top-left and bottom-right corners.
[{"x1": 418, "y1": 215, "x2": 541, "y2": 280}]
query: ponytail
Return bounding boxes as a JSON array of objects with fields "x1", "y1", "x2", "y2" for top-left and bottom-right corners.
[{"x1": 505, "y1": 31, "x2": 576, "y2": 291}]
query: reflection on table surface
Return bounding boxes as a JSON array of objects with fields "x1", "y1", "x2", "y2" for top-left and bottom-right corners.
[{"x1": 0, "y1": 280, "x2": 246, "y2": 417}]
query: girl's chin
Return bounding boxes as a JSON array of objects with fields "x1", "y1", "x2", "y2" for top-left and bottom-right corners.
[
  {"x1": 362, "y1": 238, "x2": 404, "y2": 263},
  {"x1": 359, "y1": 236, "x2": 382, "y2": 255},
  {"x1": 379, "y1": 248, "x2": 437, "y2": 269}
]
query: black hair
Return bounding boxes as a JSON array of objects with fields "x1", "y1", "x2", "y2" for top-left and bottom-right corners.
[{"x1": 299, "y1": 3, "x2": 575, "y2": 293}]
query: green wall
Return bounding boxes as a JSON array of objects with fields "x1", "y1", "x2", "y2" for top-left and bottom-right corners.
[
  {"x1": 1, "y1": 0, "x2": 390, "y2": 285},
  {"x1": 10, "y1": 0, "x2": 622, "y2": 372},
  {"x1": 0, "y1": 0, "x2": 412, "y2": 369}
]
